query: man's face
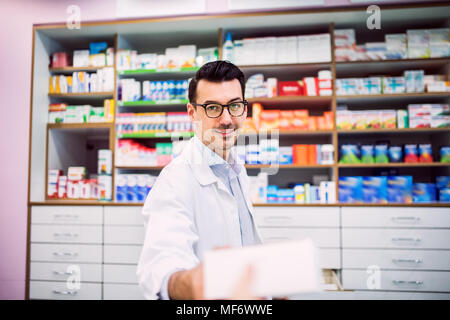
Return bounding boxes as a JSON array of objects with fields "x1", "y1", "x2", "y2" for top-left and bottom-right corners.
[{"x1": 187, "y1": 79, "x2": 247, "y2": 156}]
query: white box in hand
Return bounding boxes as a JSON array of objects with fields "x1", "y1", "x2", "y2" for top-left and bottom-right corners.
[{"x1": 203, "y1": 239, "x2": 321, "y2": 299}]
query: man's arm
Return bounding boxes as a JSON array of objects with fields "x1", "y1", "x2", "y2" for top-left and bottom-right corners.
[{"x1": 168, "y1": 263, "x2": 204, "y2": 300}]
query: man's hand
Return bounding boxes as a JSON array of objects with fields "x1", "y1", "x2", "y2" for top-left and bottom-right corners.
[{"x1": 168, "y1": 263, "x2": 204, "y2": 300}]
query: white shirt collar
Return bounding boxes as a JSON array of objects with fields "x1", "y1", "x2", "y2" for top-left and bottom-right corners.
[{"x1": 192, "y1": 135, "x2": 242, "y2": 175}]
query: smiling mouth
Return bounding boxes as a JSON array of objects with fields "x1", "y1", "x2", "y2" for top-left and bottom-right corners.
[{"x1": 214, "y1": 129, "x2": 236, "y2": 137}]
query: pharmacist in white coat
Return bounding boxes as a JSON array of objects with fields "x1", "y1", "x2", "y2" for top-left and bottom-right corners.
[{"x1": 137, "y1": 61, "x2": 263, "y2": 300}]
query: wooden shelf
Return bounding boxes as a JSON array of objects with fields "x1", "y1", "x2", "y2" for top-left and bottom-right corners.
[
  {"x1": 337, "y1": 92, "x2": 450, "y2": 100},
  {"x1": 49, "y1": 66, "x2": 109, "y2": 74},
  {"x1": 335, "y1": 57, "x2": 450, "y2": 76},
  {"x1": 338, "y1": 162, "x2": 449, "y2": 168},
  {"x1": 118, "y1": 67, "x2": 199, "y2": 76},
  {"x1": 118, "y1": 99, "x2": 189, "y2": 107},
  {"x1": 116, "y1": 164, "x2": 334, "y2": 170},
  {"x1": 242, "y1": 129, "x2": 334, "y2": 136},
  {"x1": 30, "y1": 201, "x2": 450, "y2": 207},
  {"x1": 247, "y1": 95, "x2": 332, "y2": 105},
  {"x1": 116, "y1": 165, "x2": 165, "y2": 170},
  {"x1": 336, "y1": 57, "x2": 450, "y2": 65},
  {"x1": 116, "y1": 131, "x2": 193, "y2": 139},
  {"x1": 48, "y1": 92, "x2": 114, "y2": 98},
  {"x1": 337, "y1": 127, "x2": 450, "y2": 134},
  {"x1": 48, "y1": 123, "x2": 114, "y2": 130},
  {"x1": 246, "y1": 164, "x2": 334, "y2": 169}
]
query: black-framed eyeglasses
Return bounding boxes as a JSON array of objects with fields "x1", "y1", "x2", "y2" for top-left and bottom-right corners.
[{"x1": 192, "y1": 100, "x2": 248, "y2": 118}]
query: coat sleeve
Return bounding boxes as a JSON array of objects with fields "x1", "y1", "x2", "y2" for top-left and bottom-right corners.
[{"x1": 136, "y1": 166, "x2": 200, "y2": 300}]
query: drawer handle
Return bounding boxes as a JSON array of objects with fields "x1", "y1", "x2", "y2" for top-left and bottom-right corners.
[
  {"x1": 53, "y1": 252, "x2": 78, "y2": 257},
  {"x1": 54, "y1": 214, "x2": 79, "y2": 219},
  {"x1": 391, "y1": 217, "x2": 421, "y2": 222},
  {"x1": 392, "y1": 258, "x2": 423, "y2": 264},
  {"x1": 391, "y1": 237, "x2": 421, "y2": 243},
  {"x1": 52, "y1": 289, "x2": 78, "y2": 296},
  {"x1": 392, "y1": 280, "x2": 423, "y2": 286},
  {"x1": 53, "y1": 233, "x2": 79, "y2": 238},
  {"x1": 53, "y1": 270, "x2": 75, "y2": 276}
]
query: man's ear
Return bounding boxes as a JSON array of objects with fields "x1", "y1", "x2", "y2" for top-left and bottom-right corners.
[{"x1": 187, "y1": 103, "x2": 196, "y2": 122}]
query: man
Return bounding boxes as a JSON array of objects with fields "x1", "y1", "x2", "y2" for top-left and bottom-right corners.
[{"x1": 137, "y1": 60, "x2": 263, "y2": 300}]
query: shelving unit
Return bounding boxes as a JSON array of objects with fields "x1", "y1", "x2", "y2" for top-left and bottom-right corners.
[{"x1": 27, "y1": 3, "x2": 450, "y2": 300}]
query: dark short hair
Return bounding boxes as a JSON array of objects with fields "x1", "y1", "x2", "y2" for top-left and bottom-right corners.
[{"x1": 188, "y1": 60, "x2": 245, "y2": 103}]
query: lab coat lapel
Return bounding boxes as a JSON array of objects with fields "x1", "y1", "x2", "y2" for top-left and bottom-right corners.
[{"x1": 184, "y1": 138, "x2": 233, "y2": 197}]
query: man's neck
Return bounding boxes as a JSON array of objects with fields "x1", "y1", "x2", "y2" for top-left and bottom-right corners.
[{"x1": 201, "y1": 139, "x2": 231, "y2": 162}]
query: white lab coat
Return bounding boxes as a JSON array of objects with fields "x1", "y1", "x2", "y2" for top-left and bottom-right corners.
[{"x1": 136, "y1": 137, "x2": 263, "y2": 299}]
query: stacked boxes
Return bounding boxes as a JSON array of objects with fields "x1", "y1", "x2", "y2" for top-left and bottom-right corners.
[
  {"x1": 48, "y1": 68, "x2": 114, "y2": 94},
  {"x1": 115, "y1": 174, "x2": 157, "y2": 203},
  {"x1": 335, "y1": 28, "x2": 448, "y2": 61}
]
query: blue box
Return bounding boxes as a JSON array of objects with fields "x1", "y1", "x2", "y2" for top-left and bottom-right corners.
[
  {"x1": 339, "y1": 176, "x2": 363, "y2": 203},
  {"x1": 436, "y1": 176, "x2": 450, "y2": 190},
  {"x1": 439, "y1": 188, "x2": 450, "y2": 202},
  {"x1": 267, "y1": 185, "x2": 278, "y2": 203},
  {"x1": 388, "y1": 146, "x2": 403, "y2": 163},
  {"x1": 363, "y1": 176, "x2": 388, "y2": 203},
  {"x1": 89, "y1": 41, "x2": 107, "y2": 54},
  {"x1": 277, "y1": 189, "x2": 295, "y2": 204},
  {"x1": 413, "y1": 183, "x2": 437, "y2": 203},
  {"x1": 387, "y1": 176, "x2": 413, "y2": 203}
]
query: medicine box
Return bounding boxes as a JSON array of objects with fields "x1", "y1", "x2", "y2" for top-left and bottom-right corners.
[
  {"x1": 338, "y1": 176, "x2": 363, "y2": 203},
  {"x1": 363, "y1": 176, "x2": 388, "y2": 204},
  {"x1": 387, "y1": 176, "x2": 413, "y2": 203},
  {"x1": 413, "y1": 183, "x2": 437, "y2": 203}
]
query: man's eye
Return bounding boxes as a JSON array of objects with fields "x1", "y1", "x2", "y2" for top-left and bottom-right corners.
[{"x1": 207, "y1": 105, "x2": 220, "y2": 111}]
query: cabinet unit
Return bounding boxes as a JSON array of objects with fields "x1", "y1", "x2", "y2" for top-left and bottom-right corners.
[{"x1": 27, "y1": 3, "x2": 450, "y2": 299}]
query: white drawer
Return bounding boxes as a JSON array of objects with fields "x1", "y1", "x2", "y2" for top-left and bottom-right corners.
[
  {"x1": 104, "y1": 206, "x2": 144, "y2": 226},
  {"x1": 103, "y1": 264, "x2": 138, "y2": 284},
  {"x1": 31, "y1": 243, "x2": 102, "y2": 263},
  {"x1": 29, "y1": 281, "x2": 102, "y2": 300},
  {"x1": 342, "y1": 269, "x2": 450, "y2": 292},
  {"x1": 342, "y1": 229, "x2": 450, "y2": 249},
  {"x1": 254, "y1": 206, "x2": 340, "y2": 227},
  {"x1": 319, "y1": 248, "x2": 341, "y2": 269},
  {"x1": 30, "y1": 262, "x2": 102, "y2": 282},
  {"x1": 31, "y1": 206, "x2": 103, "y2": 225},
  {"x1": 103, "y1": 284, "x2": 144, "y2": 300},
  {"x1": 342, "y1": 207, "x2": 450, "y2": 228},
  {"x1": 104, "y1": 226, "x2": 145, "y2": 245},
  {"x1": 343, "y1": 249, "x2": 450, "y2": 271},
  {"x1": 292, "y1": 291, "x2": 450, "y2": 300},
  {"x1": 104, "y1": 245, "x2": 142, "y2": 264},
  {"x1": 31, "y1": 225, "x2": 103, "y2": 244},
  {"x1": 259, "y1": 227, "x2": 340, "y2": 248}
]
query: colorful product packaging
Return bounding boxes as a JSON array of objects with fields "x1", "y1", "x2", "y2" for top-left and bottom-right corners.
[
  {"x1": 361, "y1": 145, "x2": 374, "y2": 163},
  {"x1": 418, "y1": 144, "x2": 433, "y2": 163},
  {"x1": 339, "y1": 176, "x2": 363, "y2": 203},
  {"x1": 98, "y1": 149, "x2": 112, "y2": 175},
  {"x1": 440, "y1": 146, "x2": 450, "y2": 163},
  {"x1": 278, "y1": 81, "x2": 304, "y2": 96},
  {"x1": 387, "y1": 176, "x2": 413, "y2": 203},
  {"x1": 259, "y1": 110, "x2": 280, "y2": 131},
  {"x1": 267, "y1": 185, "x2": 279, "y2": 203},
  {"x1": 413, "y1": 183, "x2": 437, "y2": 203},
  {"x1": 98, "y1": 175, "x2": 112, "y2": 201},
  {"x1": 388, "y1": 146, "x2": 403, "y2": 163},
  {"x1": 375, "y1": 144, "x2": 389, "y2": 163},
  {"x1": 404, "y1": 144, "x2": 419, "y2": 163},
  {"x1": 339, "y1": 144, "x2": 360, "y2": 164},
  {"x1": 363, "y1": 176, "x2": 388, "y2": 204},
  {"x1": 382, "y1": 77, "x2": 406, "y2": 94},
  {"x1": 47, "y1": 169, "x2": 63, "y2": 198},
  {"x1": 380, "y1": 110, "x2": 396, "y2": 128},
  {"x1": 396, "y1": 110, "x2": 408, "y2": 129}
]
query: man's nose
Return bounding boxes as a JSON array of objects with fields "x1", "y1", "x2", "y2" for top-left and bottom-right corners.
[{"x1": 218, "y1": 107, "x2": 233, "y2": 125}]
